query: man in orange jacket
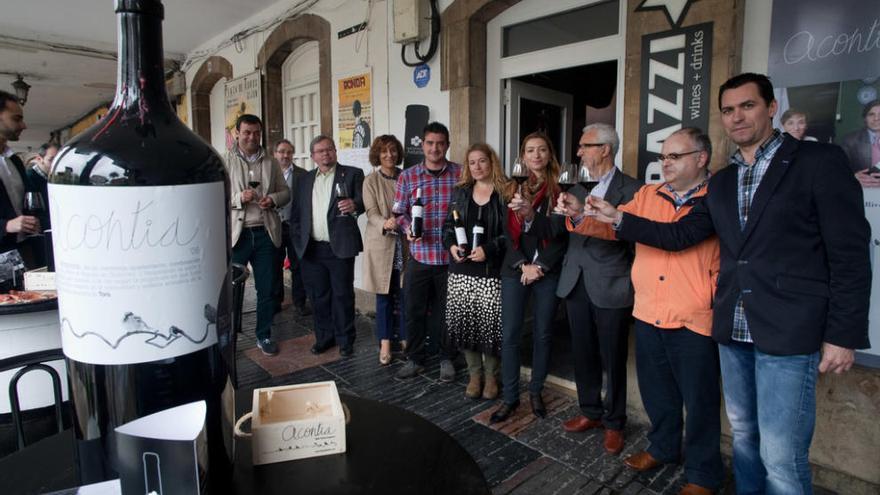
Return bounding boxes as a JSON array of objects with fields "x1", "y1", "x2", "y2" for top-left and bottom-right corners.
[{"x1": 557, "y1": 127, "x2": 722, "y2": 495}]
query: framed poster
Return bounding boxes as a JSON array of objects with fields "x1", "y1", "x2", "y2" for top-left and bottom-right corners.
[{"x1": 224, "y1": 71, "x2": 262, "y2": 151}]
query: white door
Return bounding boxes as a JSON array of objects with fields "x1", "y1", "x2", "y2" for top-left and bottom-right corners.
[
  {"x1": 282, "y1": 41, "x2": 320, "y2": 170},
  {"x1": 505, "y1": 79, "x2": 574, "y2": 168}
]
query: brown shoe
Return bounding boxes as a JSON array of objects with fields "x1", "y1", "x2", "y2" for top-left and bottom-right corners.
[
  {"x1": 562, "y1": 415, "x2": 603, "y2": 433},
  {"x1": 604, "y1": 429, "x2": 624, "y2": 455},
  {"x1": 679, "y1": 483, "x2": 714, "y2": 495},
  {"x1": 482, "y1": 374, "x2": 499, "y2": 400},
  {"x1": 624, "y1": 451, "x2": 662, "y2": 471},
  {"x1": 465, "y1": 374, "x2": 482, "y2": 399}
]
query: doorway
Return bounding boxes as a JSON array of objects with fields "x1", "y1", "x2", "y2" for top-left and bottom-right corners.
[{"x1": 282, "y1": 41, "x2": 321, "y2": 170}]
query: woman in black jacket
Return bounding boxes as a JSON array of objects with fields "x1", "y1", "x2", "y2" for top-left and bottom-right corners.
[
  {"x1": 490, "y1": 132, "x2": 568, "y2": 423},
  {"x1": 442, "y1": 142, "x2": 509, "y2": 400}
]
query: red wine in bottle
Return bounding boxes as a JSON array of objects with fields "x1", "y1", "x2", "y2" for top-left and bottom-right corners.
[
  {"x1": 411, "y1": 187, "x2": 424, "y2": 238},
  {"x1": 452, "y1": 209, "x2": 469, "y2": 257},
  {"x1": 471, "y1": 206, "x2": 485, "y2": 251},
  {"x1": 48, "y1": 1, "x2": 233, "y2": 492}
]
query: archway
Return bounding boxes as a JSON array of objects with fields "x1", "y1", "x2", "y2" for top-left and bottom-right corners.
[
  {"x1": 257, "y1": 14, "x2": 332, "y2": 147},
  {"x1": 190, "y1": 56, "x2": 233, "y2": 143}
]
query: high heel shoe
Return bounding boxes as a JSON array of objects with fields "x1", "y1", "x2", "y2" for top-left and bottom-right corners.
[
  {"x1": 489, "y1": 401, "x2": 519, "y2": 424},
  {"x1": 379, "y1": 352, "x2": 392, "y2": 365},
  {"x1": 379, "y1": 340, "x2": 392, "y2": 365}
]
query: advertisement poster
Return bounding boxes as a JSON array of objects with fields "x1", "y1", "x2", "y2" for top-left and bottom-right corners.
[
  {"x1": 770, "y1": 0, "x2": 880, "y2": 364},
  {"x1": 224, "y1": 72, "x2": 262, "y2": 151},
  {"x1": 337, "y1": 72, "x2": 372, "y2": 150}
]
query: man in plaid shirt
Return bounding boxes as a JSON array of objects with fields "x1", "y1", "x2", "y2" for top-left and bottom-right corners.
[{"x1": 393, "y1": 122, "x2": 462, "y2": 380}]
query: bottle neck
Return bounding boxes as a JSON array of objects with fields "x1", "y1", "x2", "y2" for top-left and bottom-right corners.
[{"x1": 111, "y1": 7, "x2": 170, "y2": 112}]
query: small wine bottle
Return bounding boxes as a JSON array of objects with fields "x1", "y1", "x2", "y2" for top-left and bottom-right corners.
[
  {"x1": 48, "y1": 1, "x2": 233, "y2": 492},
  {"x1": 411, "y1": 187, "x2": 424, "y2": 238},
  {"x1": 471, "y1": 206, "x2": 486, "y2": 251},
  {"x1": 452, "y1": 209, "x2": 469, "y2": 257}
]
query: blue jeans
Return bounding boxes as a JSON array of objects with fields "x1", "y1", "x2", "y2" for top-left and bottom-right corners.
[
  {"x1": 719, "y1": 341, "x2": 819, "y2": 495},
  {"x1": 635, "y1": 320, "x2": 722, "y2": 490},
  {"x1": 500, "y1": 275, "x2": 559, "y2": 406},
  {"x1": 231, "y1": 228, "x2": 277, "y2": 340},
  {"x1": 375, "y1": 269, "x2": 406, "y2": 341}
]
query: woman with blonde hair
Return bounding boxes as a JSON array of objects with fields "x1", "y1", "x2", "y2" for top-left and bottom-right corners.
[
  {"x1": 491, "y1": 132, "x2": 568, "y2": 423},
  {"x1": 442, "y1": 142, "x2": 509, "y2": 399},
  {"x1": 362, "y1": 135, "x2": 407, "y2": 365}
]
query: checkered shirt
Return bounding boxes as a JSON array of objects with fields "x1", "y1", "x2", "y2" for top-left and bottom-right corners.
[
  {"x1": 730, "y1": 129, "x2": 784, "y2": 343},
  {"x1": 393, "y1": 161, "x2": 462, "y2": 265}
]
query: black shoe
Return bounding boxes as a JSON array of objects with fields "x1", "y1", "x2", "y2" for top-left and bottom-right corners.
[
  {"x1": 490, "y1": 402, "x2": 519, "y2": 424},
  {"x1": 311, "y1": 342, "x2": 332, "y2": 355},
  {"x1": 530, "y1": 393, "x2": 546, "y2": 418},
  {"x1": 256, "y1": 338, "x2": 279, "y2": 356},
  {"x1": 339, "y1": 347, "x2": 353, "y2": 358}
]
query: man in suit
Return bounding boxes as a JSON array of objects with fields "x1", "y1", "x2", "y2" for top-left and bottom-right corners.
[
  {"x1": 227, "y1": 114, "x2": 290, "y2": 356},
  {"x1": 272, "y1": 139, "x2": 310, "y2": 316},
  {"x1": 843, "y1": 99, "x2": 880, "y2": 187},
  {"x1": 554, "y1": 123, "x2": 641, "y2": 455},
  {"x1": 588, "y1": 73, "x2": 870, "y2": 494},
  {"x1": 0, "y1": 90, "x2": 41, "y2": 259},
  {"x1": 290, "y1": 135, "x2": 364, "y2": 357}
]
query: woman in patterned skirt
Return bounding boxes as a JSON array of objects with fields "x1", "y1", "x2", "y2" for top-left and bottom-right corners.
[{"x1": 442, "y1": 143, "x2": 509, "y2": 399}]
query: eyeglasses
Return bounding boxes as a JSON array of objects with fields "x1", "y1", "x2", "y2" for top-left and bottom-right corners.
[
  {"x1": 578, "y1": 143, "x2": 606, "y2": 150},
  {"x1": 656, "y1": 150, "x2": 702, "y2": 161}
]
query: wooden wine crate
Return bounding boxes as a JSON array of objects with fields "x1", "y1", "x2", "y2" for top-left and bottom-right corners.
[{"x1": 236, "y1": 381, "x2": 346, "y2": 465}]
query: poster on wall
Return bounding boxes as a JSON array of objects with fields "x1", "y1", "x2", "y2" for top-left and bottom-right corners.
[
  {"x1": 769, "y1": 0, "x2": 880, "y2": 364},
  {"x1": 224, "y1": 72, "x2": 262, "y2": 152},
  {"x1": 338, "y1": 72, "x2": 372, "y2": 150},
  {"x1": 636, "y1": 22, "x2": 713, "y2": 182}
]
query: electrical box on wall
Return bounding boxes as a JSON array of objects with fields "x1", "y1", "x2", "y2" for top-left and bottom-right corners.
[{"x1": 393, "y1": 0, "x2": 430, "y2": 43}]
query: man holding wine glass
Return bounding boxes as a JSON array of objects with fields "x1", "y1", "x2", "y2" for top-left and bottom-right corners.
[
  {"x1": 0, "y1": 90, "x2": 42, "y2": 263},
  {"x1": 227, "y1": 114, "x2": 290, "y2": 356},
  {"x1": 553, "y1": 123, "x2": 641, "y2": 455},
  {"x1": 289, "y1": 135, "x2": 364, "y2": 358}
]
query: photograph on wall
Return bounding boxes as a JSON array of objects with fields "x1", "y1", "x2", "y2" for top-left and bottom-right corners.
[
  {"x1": 769, "y1": 0, "x2": 880, "y2": 363},
  {"x1": 337, "y1": 72, "x2": 372, "y2": 150},
  {"x1": 224, "y1": 71, "x2": 262, "y2": 151}
]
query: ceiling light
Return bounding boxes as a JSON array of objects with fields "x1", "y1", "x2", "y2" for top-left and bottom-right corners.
[{"x1": 11, "y1": 75, "x2": 30, "y2": 105}]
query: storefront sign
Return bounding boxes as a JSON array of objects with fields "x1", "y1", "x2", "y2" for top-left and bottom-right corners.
[
  {"x1": 769, "y1": 0, "x2": 880, "y2": 88},
  {"x1": 224, "y1": 71, "x2": 262, "y2": 151},
  {"x1": 637, "y1": 22, "x2": 713, "y2": 181}
]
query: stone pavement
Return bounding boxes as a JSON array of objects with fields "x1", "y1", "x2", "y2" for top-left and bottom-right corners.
[{"x1": 239, "y1": 281, "x2": 836, "y2": 495}]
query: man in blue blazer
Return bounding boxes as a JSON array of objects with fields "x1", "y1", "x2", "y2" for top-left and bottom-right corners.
[
  {"x1": 589, "y1": 73, "x2": 870, "y2": 494},
  {"x1": 290, "y1": 135, "x2": 364, "y2": 357}
]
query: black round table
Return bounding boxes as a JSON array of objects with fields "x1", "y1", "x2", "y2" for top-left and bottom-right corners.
[{"x1": 0, "y1": 390, "x2": 489, "y2": 495}]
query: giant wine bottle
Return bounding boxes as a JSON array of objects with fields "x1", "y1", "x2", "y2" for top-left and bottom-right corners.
[{"x1": 48, "y1": 0, "x2": 234, "y2": 491}]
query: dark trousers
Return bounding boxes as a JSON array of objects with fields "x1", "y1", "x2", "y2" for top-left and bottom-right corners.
[
  {"x1": 635, "y1": 319, "x2": 723, "y2": 489},
  {"x1": 565, "y1": 275, "x2": 631, "y2": 430},
  {"x1": 403, "y1": 260, "x2": 453, "y2": 365},
  {"x1": 500, "y1": 274, "x2": 559, "y2": 405},
  {"x1": 231, "y1": 228, "x2": 276, "y2": 340},
  {"x1": 300, "y1": 240, "x2": 356, "y2": 350},
  {"x1": 274, "y1": 221, "x2": 307, "y2": 307},
  {"x1": 375, "y1": 269, "x2": 406, "y2": 341}
]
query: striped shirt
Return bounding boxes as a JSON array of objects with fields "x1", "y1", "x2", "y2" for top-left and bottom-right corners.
[
  {"x1": 393, "y1": 161, "x2": 462, "y2": 265},
  {"x1": 730, "y1": 129, "x2": 784, "y2": 343}
]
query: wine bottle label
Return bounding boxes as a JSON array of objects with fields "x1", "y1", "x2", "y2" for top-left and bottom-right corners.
[
  {"x1": 455, "y1": 227, "x2": 468, "y2": 245},
  {"x1": 47, "y1": 183, "x2": 227, "y2": 365},
  {"x1": 411, "y1": 205, "x2": 424, "y2": 218},
  {"x1": 473, "y1": 226, "x2": 485, "y2": 234}
]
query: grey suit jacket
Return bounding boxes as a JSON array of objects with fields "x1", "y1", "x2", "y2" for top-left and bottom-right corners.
[
  {"x1": 840, "y1": 128, "x2": 874, "y2": 172},
  {"x1": 556, "y1": 168, "x2": 642, "y2": 308},
  {"x1": 289, "y1": 163, "x2": 365, "y2": 259}
]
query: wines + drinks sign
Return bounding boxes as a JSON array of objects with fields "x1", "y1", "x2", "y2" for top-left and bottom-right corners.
[{"x1": 636, "y1": 22, "x2": 713, "y2": 181}]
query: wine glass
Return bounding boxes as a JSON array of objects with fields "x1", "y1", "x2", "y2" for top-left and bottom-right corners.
[
  {"x1": 23, "y1": 192, "x2": 46, "y2": 235},
  {"x1": 578, "y1": 166, "x2": 598, "y2": 195},
  {"x1": 511, "y1": 159, "x2": 528, "y2": 194},
  {"x1": 554, "y1": 163, "x2": 577, "y2": 215},
  {"x1": 247, "y1": 169, "x2": 261, "y2": 199},
  {"x1": 384, "y1": 202, "x2": 401, "y2": 237},
  {"x1": 335, "y1": 181, "x2": 351, "y2": 217}
]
